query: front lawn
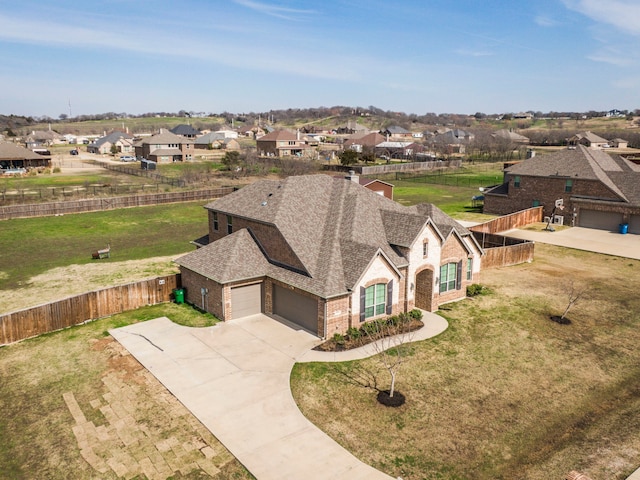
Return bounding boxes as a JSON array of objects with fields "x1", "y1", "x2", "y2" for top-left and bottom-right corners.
[{"x1": 291, "y1": 244, "x2": 640, "y2": 479}]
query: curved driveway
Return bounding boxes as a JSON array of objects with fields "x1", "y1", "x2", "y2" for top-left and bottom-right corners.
[{"x1": 110, "y1": 312, "x2": 448, "y2": 480}]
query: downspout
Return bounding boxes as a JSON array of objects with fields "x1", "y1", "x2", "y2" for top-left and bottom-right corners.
[{"x1": 323, "y1": 300, "x2": 328, "y2": 340}]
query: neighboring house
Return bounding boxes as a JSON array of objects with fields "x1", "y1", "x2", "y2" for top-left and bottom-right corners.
[
  {"x1": 134, "y1": 129, "x2": 194, "y2": 163},
  {"x1": 430, "y1": 129, "x2": 474, "y2": 154},
  {"x1": 170, "y1": 124, "x2": 201, "y2": 139},
  {"x1": 567, "y1": 131, "x2": 609, "y2": 149},
  {"x1": 87, "y1": 131, "x2": 134, "y2": 155},
  {"x1": 483, "y1": 145, "x2": 640, "y2": 233},
  {"x1": 0, "y1": 142, "x2": 51, "y2": 169},
  {"x1": 256, "y1": 130, "x2": 307, "y2": 157},
  {"x1": 610, "y1": 138, "x2": 629, "y2": 148},
  {"x1": 344, "y1": 132, "x2": 385, "y2": 153},
  {"x1": 380, "y1": 125, "x2": 413, "y2": 139},
  {"x1": 375, "y1": 141, "x2": 422, "y2": 159},
  {"x1": 492, "y1": 129, "x2": 530, "y2": 144},
  {"x1": 175, "y1": 174, "x2": 482, "y2": 338},
  {"x1": 194, "y1": 133, "x2": 241, "y2": 151},
  {"x1": 24, "y1": 130, "x2": 65, "y2": 148},
  {"x1": 344, "y1": 170, "x2": 394, "y2": 199}
]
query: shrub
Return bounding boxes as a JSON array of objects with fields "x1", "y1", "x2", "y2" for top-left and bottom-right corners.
[
  {"x1": 332, "y1": 332, "x2": 345, "y2": 345},
  {"x1": 346, "y1": 327, "x2": 361, "y2": 340},
  {"x1": 409, "y1": 309, "x2": 423, "y2": 321},
  {"x1": 467, "y1": 283, "x2": 488, "y2": 297},
  {"x1": 52, "y1": 166, "x2": 61, "y2": 173}
]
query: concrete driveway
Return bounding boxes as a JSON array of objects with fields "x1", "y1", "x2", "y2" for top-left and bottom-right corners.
[
  {"x1": 501, "y1": 226, "x2": 640, "y2": 260},
  {"x1": 110, "y1": 314, "x2": 451, "y2": 479}
]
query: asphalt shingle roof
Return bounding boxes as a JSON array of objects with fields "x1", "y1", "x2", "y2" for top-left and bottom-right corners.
[
  {"x1": 177, "y1": 174, "x2": 474, "y2": 298},
  {"x1": 0, "y1": 142, "x2": 46, "y2": 160},
  {"x1": 505, "y1": 145, "x2": 640, "y2": 205}
]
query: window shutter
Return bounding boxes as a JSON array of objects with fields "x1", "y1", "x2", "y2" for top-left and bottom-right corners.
[
  {"x1": 386, "y1": 280, "x2": 393, "y2": 315},
  {"x1": 360, "y1": 286, "x2": 366, "y2": 322},
  {"x1": 456, "y1": 261, "x2": 463, "y2": 290}
]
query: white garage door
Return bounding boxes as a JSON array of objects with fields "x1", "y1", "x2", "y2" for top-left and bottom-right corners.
[
  {"x1": 230, "y1": 283, "x2": 262, "y2": 319},
  {"x1": 578, "y1": 209, "x2": 623, "y2": 231},
  {"x1": 272, "y1": 285, "x2": 318, "y2": 334},
  {"x1": 629, "y1": 215, "x2": 640, "y2": 234}
]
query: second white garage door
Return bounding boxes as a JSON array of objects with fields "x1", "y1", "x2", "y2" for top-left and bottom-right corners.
[
  {"x1": 230, "y1": 283, "x2": 262, "y2": 319},
  {"x1": 578, "y1": 209, "x2": 623, "y2": 231},
  {"x1": 272, "y1": 285, "x2": 318, "y2": 335}
]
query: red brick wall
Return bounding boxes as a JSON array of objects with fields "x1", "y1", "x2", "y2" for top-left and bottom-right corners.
[
  {"x1": 179, "y1": 267, "x2": 225, "y2": 319},
  {"x1": 435, "y1": 236, "x2": 471, "y2": 308},
  {"x1": 485, "y1": 175, "x2": 622, "y2": 223}
]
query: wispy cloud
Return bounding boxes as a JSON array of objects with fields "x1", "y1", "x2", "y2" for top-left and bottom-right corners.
[
  {"x1": 562, "y1": 0, "x2": 640, "y2": 35},
  {"x1": 455, "y1": 48, "x2": 495, "y2": 57},
  {"x1": 534, "y1": 15, "x2": 559, "y2": 27},
  {"x1": 232, "y1": 0, "x2": 317, "y2": 20}
]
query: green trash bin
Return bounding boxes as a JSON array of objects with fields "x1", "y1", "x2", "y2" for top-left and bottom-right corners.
[{"x1": 173, "y1": 288, "x2": 185, "y2": 304}]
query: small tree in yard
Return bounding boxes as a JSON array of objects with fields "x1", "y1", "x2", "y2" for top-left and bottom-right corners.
[
  {"x1": 552, "y1": 280, "x2": 589, "y2": 324},
  {"x1": 348, "y1": 310, "x2": 421, "y2": 406},
  {"x1": 339, "y1": 149, "x2": 359, "y2": 166}
]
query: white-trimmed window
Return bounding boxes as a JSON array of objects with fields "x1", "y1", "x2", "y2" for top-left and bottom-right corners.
[
  {"x1": 360, "y1": 280, "x2": 393, "y2": 321},
  {"x1": 422, "y1": 241, "x2": 428, "y2": 258},
  {"x1": 226, "y1": 215, "x2": 233, "y2": 234},
  {"x1": 466, "y1": 258, "x2": 473, "y2": 281},
  {"x1": 439, "y1": 262, "x2": 459, "y2": 293}
]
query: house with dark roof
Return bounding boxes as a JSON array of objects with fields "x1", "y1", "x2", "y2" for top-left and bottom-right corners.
[
  {"x1": 87, "y1": 131, "x2": 134, "y2": 155},
  {"x1": 483, "y1": 145, "x2": 640, "y2": 233},
  {"x1": 176, "y1": 174, "x2": 483, "y2": 337},
  {"x1": 430, "y1": 129, "x2": 474, "y2": 154},
  {"x1": 256, "y1": 130, "x2": 307, "y2": 157},
  {"x1": 170, "y1": 124, "x2": 201, "y2": 139},
  {"x1": 380, "y1": 125, "x2": 413, "y2": 139},
  {"x1": 0, "y1": 142, "x2": 51, "y2": 169},
  {"x1": 134, "y1": 129, "x2": 194, "y2": 162}
]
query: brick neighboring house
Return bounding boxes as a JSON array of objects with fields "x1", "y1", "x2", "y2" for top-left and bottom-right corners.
[
  {"x1": 134, "y1": 130, "x2": 194, "y2": 163},
  {"x1": 175, "y1": 174, "x2": 482, "y2": 338},
  {"x1": 483, "y1": 145, "x2": 640, "y2": 233},
  {"x1": 256, "y1": 130, "x2": 307, "y2": 157},
  {"x1": 87, "y1": 131, "x2": 134, "y2": 155}
]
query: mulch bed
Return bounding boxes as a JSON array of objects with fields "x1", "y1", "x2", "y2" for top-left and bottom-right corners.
[
  {"x1": 377, "y1": 390, "x2": 406, "y2": 407},
  {"x1": 312, "y1": 319, "x2": 424, "y2": 352},
  {"x1": 550, "y1": 315, "x2": 572, "y2": 325}
]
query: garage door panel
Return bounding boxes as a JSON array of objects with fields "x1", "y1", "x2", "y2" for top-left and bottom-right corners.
[
  {"x1": 629, "y1": 215, "x2": 640, "y2": 234},
  {"x1": 230, "y1": 284, "x2": 262, "y2": 319},
  {"x1": 273, "y1": 285, "x2": 318, "y2": 334},
  {"x1": 579, "y1": 209, "x2": 623, "y2": 231}
]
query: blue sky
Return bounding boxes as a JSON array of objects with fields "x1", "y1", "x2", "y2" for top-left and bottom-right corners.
[{"x1": 1, "y1": 0, "x2": 639, "y2": 117}]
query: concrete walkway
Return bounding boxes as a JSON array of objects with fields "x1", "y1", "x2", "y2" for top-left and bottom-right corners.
[{"x1": 110, "y1": 312, "x2": 448, "y2": 480}]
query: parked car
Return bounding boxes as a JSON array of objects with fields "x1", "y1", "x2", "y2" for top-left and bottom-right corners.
[
  {"x1": 120, "y1": 155, "x2": 136, "y2": 162},
  {"x1": 70, "y1": 149, "x2": 79, "y2": 155}
]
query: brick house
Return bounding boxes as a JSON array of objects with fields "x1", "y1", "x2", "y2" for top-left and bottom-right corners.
[
  {"x1": 256, "y1": 130, "x2": 307, "y2": 157},
  {"x1": 176, "y1": 174, "x2": 483, "y2": 338},
  {"x1": 483, "y1": 145, "x2": 640, "y2": 233},
  {"x1": 134, "y1": 130, "x2": 194, "y2": 163}
]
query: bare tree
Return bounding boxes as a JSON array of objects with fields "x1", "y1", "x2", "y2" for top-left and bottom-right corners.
[{"x1": 560, "y1": 280, "x2": 589, "y2": 322}]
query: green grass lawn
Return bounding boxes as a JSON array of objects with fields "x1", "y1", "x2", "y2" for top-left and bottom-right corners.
[
  {"x1": 0, "y1": 202, "x2": 208, "y2": 290},
  {"x1": 291, "y1": 245, "x2": 640, "y2": 479}
]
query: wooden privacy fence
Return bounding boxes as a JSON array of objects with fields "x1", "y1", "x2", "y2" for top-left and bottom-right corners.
[
  {"x1": 0, "y1": 187, "x2": 235, "y2": 220},
  {"x1": 0, "y1": 274, "x2": 180, "y2": 345},
  {"x1": 472, "y1": 232, "x2": 535, "y2": 269},
  {"x1": 470, "y1": 206, "x2": 543, "y2": 234}
]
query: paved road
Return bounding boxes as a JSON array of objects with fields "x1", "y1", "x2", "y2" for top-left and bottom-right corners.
[{"x1": 110, "y1": 313, "x2": 447, "y2": 480}]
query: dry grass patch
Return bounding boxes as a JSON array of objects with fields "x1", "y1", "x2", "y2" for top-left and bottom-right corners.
[
  {"x1": 291, "y1": 244, "x2": 640, "y2": 479},
  {"x1": 0, "y1": 306, "x2": 253, "y2": 479}
]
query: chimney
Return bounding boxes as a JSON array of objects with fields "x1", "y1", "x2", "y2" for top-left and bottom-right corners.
[{"x1": 345, "y1": 170, "x2": 359, "y2": 183}]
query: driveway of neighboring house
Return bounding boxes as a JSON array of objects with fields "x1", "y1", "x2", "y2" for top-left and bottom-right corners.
[{"x1": 110, "y1": 313, "x2": 448, "y2": 480}]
